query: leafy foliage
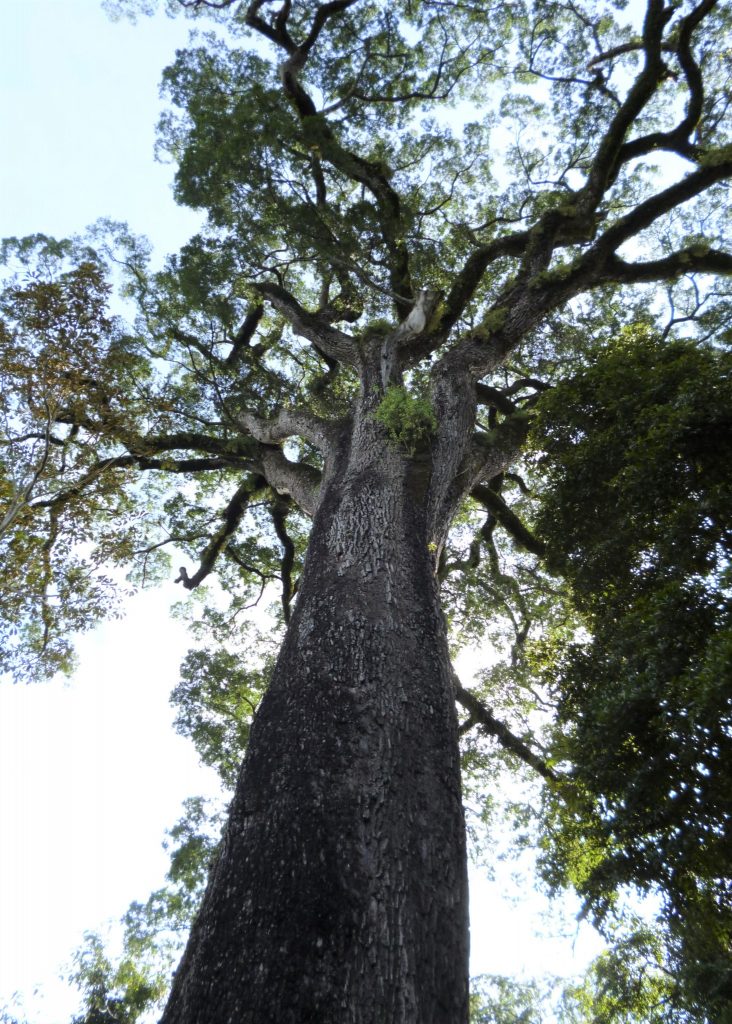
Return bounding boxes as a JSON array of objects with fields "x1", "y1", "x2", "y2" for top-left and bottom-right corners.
[
  {"x1": 531, "y1": 327, "x2": 732, "y2": 1020},
  {"x1": 70, "y1": 797, "x2": 223, "y2": 1024},
  {"x1": 3, "y1": 0, "x2": 732, "y2": 1019},
  {"x1": 172, "y1": 643, "x2": 271, "y2": 786},
  {"x1": 373, "y1": 384, "x2": 437, "y2": 454},
  {"x1": 469, "y1": 973, "x2": 544, "y2": 1023}
]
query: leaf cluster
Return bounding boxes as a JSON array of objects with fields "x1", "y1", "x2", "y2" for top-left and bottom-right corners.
[
  {"x1": 372, "y1": 383, "x2": 437, "y2": 454},
  {"x1": 530, "y1": 325, "x2": 732, "y2": 1020}
]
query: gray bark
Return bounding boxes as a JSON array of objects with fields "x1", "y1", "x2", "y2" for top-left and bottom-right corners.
[{"x1": 161, "y1": 398, "x2": 470, "y2": 1024}]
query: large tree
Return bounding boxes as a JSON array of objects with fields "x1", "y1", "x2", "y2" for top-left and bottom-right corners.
[{"x1": 2, "y1": 1, "x2": 731, "y2": 1021}]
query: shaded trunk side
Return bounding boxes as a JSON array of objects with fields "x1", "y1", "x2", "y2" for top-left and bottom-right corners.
[{"x1": 161, "y1": 422, "x2": 470, "y2": 1024}]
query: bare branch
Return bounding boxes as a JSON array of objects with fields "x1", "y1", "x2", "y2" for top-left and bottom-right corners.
[{"x1": 176, "y1": 476, "x2": 264, "y2": 591}]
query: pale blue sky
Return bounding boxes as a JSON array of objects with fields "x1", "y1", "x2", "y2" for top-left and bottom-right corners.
[
  {"x1": 0, "y1": 5, "x2": 212, "y2": 1020},
  {"x1": 0, "y1": 4, "x2": 604, "y2": 1021}
]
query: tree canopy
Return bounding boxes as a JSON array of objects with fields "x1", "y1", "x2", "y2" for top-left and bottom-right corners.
[{"x1": 1, "y1": 0, "x2": 731, "y2": 1020}]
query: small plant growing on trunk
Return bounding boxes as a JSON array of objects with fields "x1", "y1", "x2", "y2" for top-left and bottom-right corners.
[{"x1": 373, "y1": 384, "x2": 437, "y2": 455}]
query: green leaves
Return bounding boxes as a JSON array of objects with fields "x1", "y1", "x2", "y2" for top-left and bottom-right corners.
[
  {"x1": 171, "y1": 646, "x2": 269, "y2": 786},
  {"x1": 0, "y1": 238, "x2": 138, "y2": 679},
  {"x1": 373, "y1": 383, "x2": 436, "y2": 454},
  {"x1": 530, "y1": 326, "x2": 732, "y2": 1020},
  {"x1": 69, "y1": 796, "x2": 223, "y2": 1024}
]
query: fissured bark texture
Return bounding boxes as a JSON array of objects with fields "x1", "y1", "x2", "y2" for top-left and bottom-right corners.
[{"x1": 161, "y1": 423, "x2": 469, "y2": 1024}]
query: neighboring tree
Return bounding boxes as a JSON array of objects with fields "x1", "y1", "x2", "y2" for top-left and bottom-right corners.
[{"x1": 2, "y1": 1, "x2": 731, "y2": 1021}]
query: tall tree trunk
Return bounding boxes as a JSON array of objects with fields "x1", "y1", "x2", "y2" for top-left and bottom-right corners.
[{"x1": 161, "y1": 417, "x2": 470, "y2": 1024}]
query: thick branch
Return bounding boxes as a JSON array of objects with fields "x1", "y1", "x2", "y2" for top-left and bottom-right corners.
[
  {"x1": 270, "y1": 498, "x2": 296, "y2": 624},
  {"x1": 225, "y1": 305, "x2": 265, "y2": 368},
  {"x1": 581, "y1": 0, "x2": 673, "y2": 204},
  {"x1": 453, "y1": 676, "x2": 557, "y2": 783},
  {"x1": 300, "y1": 0, "x2": 361, "y2": 59},
  {"x1": 29, "y1": 454, "x2": 252, "y2": 511},
  {"x1": 255, "y1": 281, "x2": 358, "y2": 364},
  {"x1": 133, "y1": 430, "x2": 256, "y2": 459},
  {"x1": 259, "y1": 447, "x2": 322, "y2": 517},
  {"x1": 600, "y1": 246, "x2": 732, "y2": 285},
  {"x1": 461, "y1": 413, "x2": 534, "y2": 495},
  {"x1": 436, "y1": 231, "x2": 531, "y2": 338},
  {"x1": 475, "y1": 384, "x2": 517, "y2": 416},
  {"x1": 594, "y1": 158, "x2": 732, "y2": 256},
  {"x1": 237, "y1": 406, "x2": 338, "y2": 453},
  {"x1": 471, "y1": 484, "x2": 545, "y2": 557}
]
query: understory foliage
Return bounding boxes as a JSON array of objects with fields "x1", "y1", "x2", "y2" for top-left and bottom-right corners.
[{"x1": 2, "y1": 0, "x2": 732, "y2": 1020}]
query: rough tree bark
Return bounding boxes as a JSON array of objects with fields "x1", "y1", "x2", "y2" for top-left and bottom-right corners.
[{"x1": 161, "y1": 374, "x2": 471, "y2": 1023}]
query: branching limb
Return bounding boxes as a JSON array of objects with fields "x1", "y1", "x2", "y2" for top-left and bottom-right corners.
[
  {"x1": 259, "y1": 446, "x2": 322, "y2": 517},
  {"x1": 428, "y1": 392, "x2": 533, "y2": 548},
  {"x1": 255, "y1": 281, "x2": 358, "y2": 364},
  {"x1": 614, "y1": 0, "x2": 717, "y2": 167},
  {"x1": 600, "y1": 246, "x2": 732, "y2": 286},
  {"x1": 175, "y1": 476, "x2": 265, "y2": 591},
  {"x1": 434, "y1": 231, "x2": 531, "y2": 340},
  {"x1": 245, "y1": 0, "x2": 413, "y2": 317},
  {"x1": 580, "y1": 0, "x2": 674, "y2": 205},
  {"x1": 471, "y1": 484, "x2": 545, "y2": 557},
  {"x1": 236, "y1": 406, "x2": 338, "y2": 453},
  {"x1": 461, "y1": 413, "x2": 534, "y2": 497},
  {"x1": 453, "y1": 673, "x2": 557, "y2": 783},
  {"x1": 381, "y1": 288, "x2": 442, "y2": 385},
  {"x1": 594, "y1": 159, "x2": 732, "y2": 259},
  {"x1": 475, "y1": 384, "x2": 517, "y2": 416},
  {"x1": 225, "y1": 305, "x2": 265, "y2": 369}
]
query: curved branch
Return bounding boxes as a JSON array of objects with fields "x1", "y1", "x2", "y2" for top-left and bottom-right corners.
[
  {"x1": 175, "y1": 475, "x2": 266, "y2": 591},
  {"x1": 461, "y1": 413, "x2": 534, "y2": 495},
  {"x1": 580, "y1": 0, "x2": 674, "y2": 204},
  {"x1": 594, "y1": 158, "x2": 732, "y2": 257},
  {"x1": 255, "y1": 281, "x2": 358, "y2": 364},
  {"x1": 475, "y1": 384, "x2": 517, "y2": 416},
  {"x1": 618, "y1": 0, "x2": 716, "y2": 167},
  {"x1": 435, "y1": 230, "x2": 531, "y2": 339},
  {"x1": 470, "y1": 484, "x2": 545, "y2": 557},
  {"x1": 237, "y1": 406, "x2": 338, "y2": 453},
  {"x1": 600, "y1": 246, "x2": 732, "y2": 286},
  {"x1": 259, "y1": 447, "x2": 322, "y2": 517},
  {"x1": 225, "y1": 304, "x2": 265, "y2": 368}
]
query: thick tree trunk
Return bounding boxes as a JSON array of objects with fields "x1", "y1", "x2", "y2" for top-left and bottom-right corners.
[{"x1": 161, "y1": 416, "x2": 470, "y2": 1024}]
